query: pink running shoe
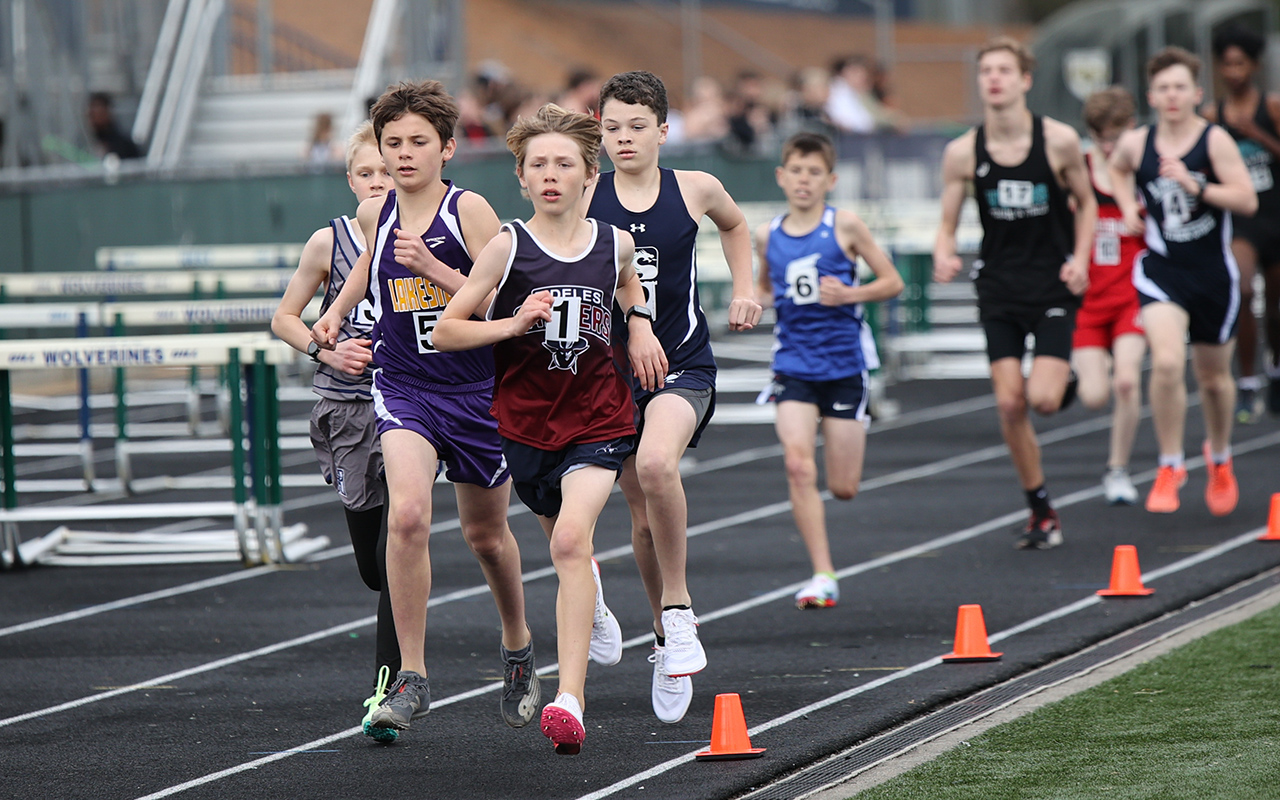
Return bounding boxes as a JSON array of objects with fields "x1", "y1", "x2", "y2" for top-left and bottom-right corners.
[{"x1": 541, "y1": 693, "x2": 585, "y2": 755}]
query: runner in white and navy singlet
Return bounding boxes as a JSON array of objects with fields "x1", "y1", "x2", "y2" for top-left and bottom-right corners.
[
  {"x1": 766, "y1": 205, "x2": 879, "y2": 383},
  {"x1": 588, "y1": 168, "x2": 717, "y2": 444},
  {"x1": 313, "y1": 215, "x2": 376, "y2": 401},
  {"x1": 367, "y1": 185, "x2": 508, "y2": 488},
  {"x1": 1133, "y1": 125, "x2": 1242, "y2": 344}
]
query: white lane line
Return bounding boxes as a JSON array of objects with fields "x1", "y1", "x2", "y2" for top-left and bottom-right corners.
[
  {"x1": 575, "y1": 523, "x2": 1273, "y2": 800},
  {"x1": 2, "y1": 391, "x2": 997, "y2": 633},
  {"x1": 119, "y1": 432, "x2": 1280, "y2": 799}
]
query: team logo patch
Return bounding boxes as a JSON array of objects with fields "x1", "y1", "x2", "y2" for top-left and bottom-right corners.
[
  {"x1": 630, "y1": 223, "x2": 646, "y2": 233},
  {"x1": 335, "y1": 467, "x2": 347, "y2": 498},
  {"x1": 542, "y1": 338, "x2": 590, "y2": 373},
  {"x1": 1045, "y1": 307, "x2": 1066, "y2": 318},
  {"x1": 977, "y1": 162, "x2": 991, "y2": 178}
]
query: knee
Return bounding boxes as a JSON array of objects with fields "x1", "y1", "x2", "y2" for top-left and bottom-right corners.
[
  {"x1": 829, "y1": 481, "x2": 859, "y2": 502},
  {"x1": 1149, "y1": 352, "x2": 1184, "y2": 383},
  {"x1": 635, "y1": 451, "x2": 679, "y2": 493},
  {"x1": 548, "y1": 527, "x2": 591, "y2": 567},
  {"x1": 995, "y1": 391, "x2": 1028, "y2": 421},
  {"x1": 386, "y1": 502, "x2": 429, "y2": 541},
  {"x1": 1077, "y1": 380, "x2": 1110, "y2": 411},
  {"x1": 1113, "y1": 373, "x2": 1139, "y2": 404},
  {"x1": 784, "y1": 452, "x2": 818, "y2": 488},
  {"x1": 461, "y1": 519, "x2": 508, "y2": 562},
  {"x1": 1028, "y1": 390, "x2": 1060, "y2": 417}
]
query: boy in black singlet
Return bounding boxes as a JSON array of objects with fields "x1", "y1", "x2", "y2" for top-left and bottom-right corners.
[
  {"x1": 934, "y1": 37, "x2": 1096, "y2": 550},
  {"x1": 1203, "y1": 26, "x2": 1280, "y2": 419},
  {"x1": 1110, "y1": 47, "x2": 1257, "y2": 516}
]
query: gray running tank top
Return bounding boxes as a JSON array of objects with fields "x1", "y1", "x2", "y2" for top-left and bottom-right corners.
[{"x1": 313, "y1": 215, "x2": 375, "y2": 401}]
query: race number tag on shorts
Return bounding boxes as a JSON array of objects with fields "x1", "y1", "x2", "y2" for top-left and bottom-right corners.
[
  {"x1": 413, "y1": 309, "x2": 441, "y2": 354},
  {"x1": 1094, "y1": 234, "x2": 1120, "y2": 266},
  {"x1": 997, "y1": 179, "x2": 1035, "y2": 208},
  {"x1": 1249, "y1": 162, "x2": 1274, "y2": 192},
  {"x1": 785, "y1": 254, "x2": 820, "y2": 306},
  {"x1": 349, "y1": 298, "x2": 376, "y2": 333},
  {"x1": 546, "y1": 295, "x2": 582, "y2": 344},
  {"x1": 634, "y1": 246, "x2": 659, "y2": 319}
]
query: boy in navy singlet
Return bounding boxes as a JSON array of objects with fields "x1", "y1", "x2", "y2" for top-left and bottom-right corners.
[
  {"x1": 434, "y1": 104, "x2": 665, "y2": 756},
  {"x1": 272, "y1": 122, "x2": 401, "y2": 736},
  {"x1": 1109, "y1": 48, "x2": 1257, "y2": 516},
  {"x1": 1073, "y1": 88, "x2": 1146, "y2": 506},
  {"x1": 1204, "y1": 26, "x2": 1280, "y2": 419},
  {"x1": 934, "y1": 37, "x2": 1096, "y2": 550},
  {"x1": 755, "y1": 132, "x2": 903, "y2": 609},
  {"x1": 583, "y1": 70, "x2": 763, "y2": 724},
  {"x1": 311, "y1": 81, "x2": 538, "y2": 739}
]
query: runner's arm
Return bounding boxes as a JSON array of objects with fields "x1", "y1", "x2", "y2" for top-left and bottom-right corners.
[
  {"x1": 754, "y1": 222, "x2": 774, "y2": 309},
  {"x1": 615, "y1": 232, "x2": 667, "y2": 390},
  {"x1": 825, "y1": 210, "x2": 904, "y2": 306},
  {"x1": 933, "y1": 135, "x2": 971, "y2": 283},
  {"x1": 433, "y1": 231, "x2": 551, "y2": 351},
  {"x1": 690, "y1": 171, "x2": 763, "y2": 331},
  {"x1": 274, "y1": 226, "x2": 372, "y2": 376}
]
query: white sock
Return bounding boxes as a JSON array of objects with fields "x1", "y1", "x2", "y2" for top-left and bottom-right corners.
[
  {"x1": 1158, "y1": 453, "x2": 1184, "y2": 470},
  {"x1": 1211, "y1": 447, "x2": 1231, "y2": 465},
  {"x1": 552, "y1": 692, "x2": 583, "y2": 723},
  {"x1": 1239, "y1": 375, "x2": 1264, "y2": 392}
]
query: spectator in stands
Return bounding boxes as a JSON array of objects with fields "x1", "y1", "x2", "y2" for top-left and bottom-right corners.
[
  {"x1": 726, "y1": 70, "x2": 779, "y2": 155},
  {"x1": 780, "y1": 67, "x2": 836, "y2": 140},
  {"x1": 306, "y1": 112, "x2": 341, "y2": 166},
  {"x1": 558, "y1": 68, "x2": 602, "y2": 115},
  {"x1": 87, "y1": 92, "x2": 142, "y2": 160},
  {"x1": 825, "y1": 56, "x2": 876, "y2": 135},
  {"x1": 456, "y1": 89, "x2": 496, "y2": 143},
  {"x1": 681, "y1": 76, "x2": 730, "y2": 143}
]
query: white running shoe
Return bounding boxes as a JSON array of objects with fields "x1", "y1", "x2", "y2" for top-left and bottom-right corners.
[
  {"x1": 649, "y1": 646, "x2": 693, "y2": 724},
  {"x1": 795, "y1": 574, "x2": 839, "y2": 609},
  {"x1": 659, "y1": 607, "x2": 707, "y2": 676},
  {"x1": 1103, "y1": 467, "x2": 1139, "y2": 506},
  {"x1": 589, "y1": 558, "x2": 623, "y2": 666}
]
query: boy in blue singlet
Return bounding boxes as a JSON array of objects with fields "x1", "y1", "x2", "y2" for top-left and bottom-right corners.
[
  {"x1": 272, "y1": 121, "x2": 400, "y2": 736},
  {"x1": 583, "y1": 70, "x2": 762, "y2": 724},
  {"x1": 1109, "y1": 47, "x2": 1257, "y2": 516},
  {"x1": 311, "y1": 80, "x2": 539, "y2": 740},
  {"x1": 755, "y1": 132, "x2": 904, "y2": 609}
]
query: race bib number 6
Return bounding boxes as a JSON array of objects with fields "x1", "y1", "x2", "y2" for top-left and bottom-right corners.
[
  {"x1": 546, "y1": 296, "x2": 582, "y2": 344},
  {"x1": 785, "y1": 254, "x2": 820, "y2": 306}
]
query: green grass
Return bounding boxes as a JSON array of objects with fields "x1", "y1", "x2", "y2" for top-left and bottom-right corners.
[{"x1": 853, "y1": 604, "x2": 1280, "y2": 800}]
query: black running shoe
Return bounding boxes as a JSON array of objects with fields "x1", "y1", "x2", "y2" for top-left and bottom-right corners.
[
  {"x1": 500, "y1": 641, "x2": 541, "y2": 728},
  {"x1": 368, "y1": 670, "x2": 430, "y2": 731},
  {"x1": 1059, "y1": 371, "x2": 1079, "y2": 412},
  {"x1": 1015, "y1": 510, "x2": 1063, "y2": 550}
]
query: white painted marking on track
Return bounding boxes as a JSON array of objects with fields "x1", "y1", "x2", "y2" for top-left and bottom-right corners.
[{"x1": 97, "y1": 431, "x2": 1280, "y2": 799}]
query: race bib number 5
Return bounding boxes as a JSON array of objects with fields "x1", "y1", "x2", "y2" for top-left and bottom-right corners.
[
  {"x1": 784, "y1": 254, "x2": 820, "y2": 306},
  {"x1": 414, "y1": 309, "x2": 441, "y2": 354}
]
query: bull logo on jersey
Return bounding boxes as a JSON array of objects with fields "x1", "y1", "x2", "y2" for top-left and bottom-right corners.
[{"x1": 542, "y1": 337, "x2": 591, "y2": 373}]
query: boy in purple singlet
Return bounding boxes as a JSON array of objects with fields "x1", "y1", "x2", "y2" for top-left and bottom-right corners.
[
  {"x1": 434, "y1": 104, "x2": 665, "y2": 756},
  {"x1": 311, "y1": 80, "x2": 537, "y2": 739}
]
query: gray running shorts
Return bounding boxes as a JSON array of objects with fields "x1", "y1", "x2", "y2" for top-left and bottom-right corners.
[{"x1": 310, "y1": 396, "x2": 385, "y2": 512}]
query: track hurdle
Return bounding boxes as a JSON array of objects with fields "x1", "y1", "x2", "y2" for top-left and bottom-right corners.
[
  {"x1": 95, "y1": 243, "x2": 305, "y2": 271},
  {"x1": 0, "y1": 333, "x2": 326, "y2": 569}
]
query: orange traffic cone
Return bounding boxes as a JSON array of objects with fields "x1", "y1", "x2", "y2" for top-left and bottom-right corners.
[
  {"x1": 941, "y1": 604, "x2": 1002, "y2": 662},
  {"x1": 1096, "y1": 545, "x2": 1155, "y2": 596},
  {"x1": 1259, "y1": 494, "x2": 1280, "y2": 541},
  {"x1": 695, "y1": 693, "x2": 766, "y2": 761}
]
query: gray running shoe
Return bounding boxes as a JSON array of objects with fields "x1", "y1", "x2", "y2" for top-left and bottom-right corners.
[
  {"x1": 500, "y1": 641, "x2": 541, "y2": 728},
  {"x1": 368, "y1": 670, "x2": 430, "y2": 731}
]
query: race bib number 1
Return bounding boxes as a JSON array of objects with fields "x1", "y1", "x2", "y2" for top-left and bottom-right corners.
[
  {"x1": 785, "y1": 255, "x2": 820, "y2": 306},
  {"x1": 546, "y1": 296, "x2": 582, "y2": 344}
]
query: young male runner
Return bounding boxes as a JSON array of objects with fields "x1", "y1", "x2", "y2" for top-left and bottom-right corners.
[
  {"x1": 1109, "y1": 47, "x2": 1257, "y2": 515},
  {"x1": 1203, "y1": 26, "x2": 1280, "y2": 420},
  {"x1": 311, "y1": 80, "x2": 539, "y2": 738},
  {"x1": 755, "y1": 131, "x2": 903, "y2": 607},
  {"x1": 272, "y1": 121, "x2": 402, "y2": 736},
  {"x1": 934, "y1": 37, "x2": 1096, "y2": 549},
  {"x1": 583, "y1": 70, "x2": 762, "y2": 724},
  {"x1": 434, "y1": 103, "x2": 666, "y2": 755},
  {"x1": 1073, "y1": 87, "x2": 1146, "y2": 506}
]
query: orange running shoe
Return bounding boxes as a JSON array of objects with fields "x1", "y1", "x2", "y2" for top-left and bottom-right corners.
[
  {"x1": 1145, "y1": 464, "x2": 1187, "y2": 513},
  {"x1": 1203, "y1": 444, "x2": 1239, "y2": 516}
]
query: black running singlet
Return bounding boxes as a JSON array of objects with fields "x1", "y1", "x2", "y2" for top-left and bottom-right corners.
[
  {"x1": 972, "y1": 115, "x2": 1077, "y2": 308},
  {"x1": 1219, "y1": 98, "x2": 1280, "y2": 216}
]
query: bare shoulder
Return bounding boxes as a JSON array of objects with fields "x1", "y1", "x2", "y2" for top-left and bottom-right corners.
[
  {"x1": 300, "y1": 225, "x2": 335, "y2": 266},
  {"x1": 673, "y1": 168, "x2": 727, "y2": 204},
  {"x1": 941, "y1": 130, "x2": 977, "y2": 176},
  {"x1": 833, "y1": 207, "x2": 869, "y2": 236},
  {"x1": 1042, "y1": 116, "x2": 1083, "y2": 154},
  {"x1": 457, "y1": 188, "x2": 496, "y2": 216},
  {"x1": 1267, "y1": 92, "x2": 1280, "y2": 122},
  {"x1": 355, "y1": 194, "x2": 386, "y2": 228},
  {"x1": 1114, "y1": 126, "x2": 1148, "y2": 163}
]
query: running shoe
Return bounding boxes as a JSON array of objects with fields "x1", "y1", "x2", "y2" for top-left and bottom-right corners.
[
  {"x1": 367, "y1": 669, "x2": 430, "y2": 732},
  {"x1": 659, "y1": 607, "x2": 707, "y2": 677},
  {"x1": 795, "y1": 573, "x2": 839, "y2": 608},
  {"x1": 1059, "y1": 370, "x2": 1079, "y2": 412},
  {"x1": 500, "y1": 640, "x2": 541, "y2": 729},
  {"x1": 589, "y1": 558, "x2": 623, "y2": 666},
  {"x1": 1203, "y1": 444, "x2": 1239, "y2": 517},
  {"x1": 361, "y1": 665, "x2": 399, "y2": 743},
  {"x1": 1015, "y1": 509, "x2": 1063, "y2": 549},
  {"x1": 649, "y1": 645, "x2": 693, "y2": 724},
  {"x1": 541, "y1": 693, "x2": 586, "y2": 755},
  {"x1": 1102, "y1": 467, "x2": 1138, "y2": 506},
  {"x1": 1145, "y1": 464, "x2": 1187, "y2": 514},
  {"x1": 1236, "y1": 387, "x2": 1259, "y2": 424}
]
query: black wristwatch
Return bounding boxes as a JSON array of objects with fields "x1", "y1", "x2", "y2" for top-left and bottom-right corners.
[
  {"x1": 306, "y1": 341, "x2": 322, "y2": 363},
  {"x1": 626, "y1": 304, "x2": 653, "y2": 324}
]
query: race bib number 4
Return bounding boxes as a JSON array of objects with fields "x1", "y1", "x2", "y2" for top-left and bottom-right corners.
[
  {"x1": 414, "y1": 309, "x2": 441, "y2": 354},
  {"x1": 784, "y1": 254, "x2": 820, "y2": 306},
  {"x1": 546, "y1": 296, "x2": 582, "y2": 344}
]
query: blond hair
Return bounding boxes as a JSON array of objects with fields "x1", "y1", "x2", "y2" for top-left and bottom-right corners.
[
  {"x1": 505, "y1": 103, "x2": 602, "y2": 177},
  {"x1": 344, "y1": 120, "x2": 378, "y2": 171}
]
